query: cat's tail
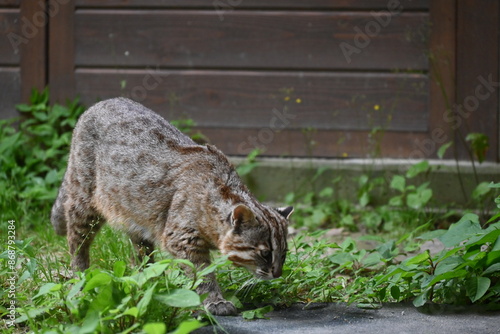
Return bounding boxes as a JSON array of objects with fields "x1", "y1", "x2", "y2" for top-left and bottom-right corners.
[{"x1": 51, "y1": 181, "x2": 68, "y2": 236}]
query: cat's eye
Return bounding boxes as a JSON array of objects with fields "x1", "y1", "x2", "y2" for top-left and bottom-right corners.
[{"x1": 260, "y1": 250, "x2": 271, "y2": 259}]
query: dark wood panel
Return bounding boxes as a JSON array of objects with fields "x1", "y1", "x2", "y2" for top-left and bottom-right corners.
[
  {"x1": 75, "y1": 69, "x2": 428, "y2": 132},
  {"x1": 0, "y1": 68, "x2": 21, "y2": 119},
  {"x1": 0, "y1": 0, "x2": 20, "y2": 6},
  {"x1": 0, "y1": 10, "x2": 20, "y2": 65},
  {"x1": 20, "y1": 0, "x2": 47, "y2": 102},
  {"x1": 74, "y1": 11, "x2": 429, "y2": 70},
  {"x1": 456, "y1": 0, "x2": 499, "y2": 162},
  {"x1": 76, "y1": 0, "x2": 429, "y2": 10},
  {"x1": 427, "y1": 0, "x2": 456, "y2": 160},
  {"x1": 49, "y1": 0, "x2": 75, "y2": 104},
  {"x1": 197, "y1": 127, "x2": 430, "y2": 158}
]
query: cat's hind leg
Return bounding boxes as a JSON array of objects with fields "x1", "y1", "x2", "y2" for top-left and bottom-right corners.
[{"x1": 65, "y1": 199, "x2": 103, "y2": 272}]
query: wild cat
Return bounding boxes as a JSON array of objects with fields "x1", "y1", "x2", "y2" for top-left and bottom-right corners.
[{"x1": 50, "y1": 97, "x2": 293, "y2": 315}]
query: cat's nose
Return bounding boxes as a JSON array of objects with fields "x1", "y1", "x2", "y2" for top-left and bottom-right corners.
[{"x1": 272, "y1": 266, "x2": 282, "y2": 278}]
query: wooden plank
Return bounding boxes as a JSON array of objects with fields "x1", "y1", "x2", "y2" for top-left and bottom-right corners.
[
  {"x1": 48, "y1": 0, "x2": 75, "y2": 104},
  {"x1": 74, "y1": 69, "x2": 429, "y2": 132},
  {"x1": 0, "y1": 0, "x2": 20, "y2": 6},
  {"x1": 74, "y1": 10, "x2": 429, "y2": 70},
  {"x1": 427, "y1": 0, "x2": 456, "y2": 160},
  {"x1": 76, "y1": 0, "x2": 429, "y2": 10},
  {"x1": 196, "y1": 127, "x2": 431, "y2": 158},
  {"x1": 0, "y1": 68, "x2": 21, "y2": 119},
  {"x1": 0, "y1": 9, "x2": 20, "y2": 65},
  {"x1": 456, "y1": 0, "x2": 499, "y2": 162},
  {"x1": 20, "y1": 0, "x2": 47, "y2": 102}
]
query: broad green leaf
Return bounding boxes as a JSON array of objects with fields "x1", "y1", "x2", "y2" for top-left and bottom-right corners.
[
  {"x1": 171, "y1": 319, "x2": 205, "y2": 334},
  {"x1": 83, "y1": 272, "x2": 112, "y2": 292},
  {"x1": 138, "y1": 283, "x2": 157, "y2": 316},
  {"x1": 113, "y1": 260, "x2": 127, "y2": 278},
  {"x1": 390, "y1": 175, "x2": 406, "y2": 193},
  {"x1": 406, "y1": 160, "x2": 430, "y2": 178},
  {"x1": 377, "y1": 241, "x2": 397, "y2": 260},
  {"x1": 144, "y1": 322, "x2": 167, "y2": 334},
  {"x1": 390, "y1": 285, "x2": 401, "y2": 301},
  {"x1": 89, "y1": 284, "x2": 114, "y2": 311},
  {"x1": 428, "y1": 269, "x2": 468, "y2": 287},
  {"x1": 472, "y1": 182, "x2": 492, "y2": 200},
  {"x1": 133, "y1": 263, "x2": 169, "y2": 286},
  {"x1": 33, "y1": 282, "x2": 62, "y2": 299},
  {"x1": 67, "y1": 279, "x2": 85, "y2": 300},
  {"x1": 122, "y1": 307, "x2": 139, "y2": 318},
  {"x1": 466, "y1": 277, "x2": 491, "y2": 303},
  {"x1": 359, "y1": 191, "x2": 370, "y2": 207},
  {"x1": 434, "y1": 256, "x2": 464, "y2": 276},
  {"x1": 242, "y1": 305, "x2": 274, "y2": 320},
  {"x1": 389, "y1": 195, "x2": 403, "y2": 206},
  {"x1": 407, "y1": 188, "x2": 432, "y2": 210},
  {"x1": 437, "y1": 141, "x2": 453, "y2": 159},
  {"x1": 413, "y1": 291, "x2": 428, "y2": 307},
  {"x1": 416, "y1": 229, "x2": 446, "y2": 241},
  {"x1": 78, "y1": 310, "x2": 99, "y2": 334},
  {"x1": 439, "y1": 216, "x2": 482, "y2": 247},
  {"x1": 404, "y1": 251, "x2": 430, "y2": 266},
  {"x1": 483, "y1": 263, "x2": 500, "y2": 276},
  {"x1": 155, "y1": 289, "x2": 200, "y2": 308}
]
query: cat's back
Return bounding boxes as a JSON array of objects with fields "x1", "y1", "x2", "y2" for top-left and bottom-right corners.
[{"x1": 76, "y1": 97, "x2": 195, "y2": 149}]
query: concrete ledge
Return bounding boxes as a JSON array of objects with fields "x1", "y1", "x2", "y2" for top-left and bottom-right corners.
[{"x1": 229, "y1": 157, "x2": 500, "y2": 206}]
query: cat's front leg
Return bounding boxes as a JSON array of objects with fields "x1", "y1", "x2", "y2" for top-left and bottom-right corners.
[
  {"x1": 196, "y1": 271, "x2": 237, "y2": 316},
  {"x1": 166, "y1": 239, "x2": 237, "y2": 315}
]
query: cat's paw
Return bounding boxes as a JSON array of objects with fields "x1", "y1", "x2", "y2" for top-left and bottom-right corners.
[{"x1": 205, "y1": 299, "x2": 237, "y2": 316}]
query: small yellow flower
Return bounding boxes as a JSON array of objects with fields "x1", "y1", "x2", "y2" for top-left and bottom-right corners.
[
  {"x1": 374, "y1": 104, "x2": 380, "y2": 111},
  {"x1": 342, "y1": 152, "x2": 348, "y2": 158},
  {"x1": 296, "y1": 98, "x2": 302, "y2": 104},
  {"x1": 284, "y1": 96, "x2": 290, "y2": 101}
]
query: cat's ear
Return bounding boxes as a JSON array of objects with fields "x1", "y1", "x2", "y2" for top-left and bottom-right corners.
[
  {"x1": 231, "y1": 204, "x2": 255, "y2": 230},
  {"x1": 276, "y1": 206, "x2": 294, "y2": 220}
]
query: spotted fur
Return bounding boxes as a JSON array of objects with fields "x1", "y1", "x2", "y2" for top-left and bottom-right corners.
[{"x1": 51, "y1": 98, "x2": 293, "y2": 316}]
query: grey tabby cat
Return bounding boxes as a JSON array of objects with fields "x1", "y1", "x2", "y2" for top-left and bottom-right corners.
[{"x1": 51, "y1": 97, "x2": 293, "y2": 316}]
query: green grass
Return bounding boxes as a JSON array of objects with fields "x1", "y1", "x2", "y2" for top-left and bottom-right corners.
[{"x1": 1, "y1": 90, "x2": 500, "y2": 333}]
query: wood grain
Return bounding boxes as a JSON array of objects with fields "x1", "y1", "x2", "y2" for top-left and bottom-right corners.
[
  {"x1": 74, "y1": 10, "x2": 429, "y2": 70},
  {"x1": 0, "y1": 68, "x2": 21, "y2": 119},
  {"x1": 196, "y1": 127, "x2": 431, "y2": 158},
  {"x1": 76, "y1": 0, "x2": 429, "y2": 10},
  {"x1": 0, "y1": 9, "x2": 20, "y2": 65},
  {"x1": 75, "y1": 69, "x2": 429, "y2": 132},
  {"x1": 20, "y1": 0, "x2": 47, "y2": 102},
  {"x1": 456, "y1": 0, "x2": 499, "y2": 162}
]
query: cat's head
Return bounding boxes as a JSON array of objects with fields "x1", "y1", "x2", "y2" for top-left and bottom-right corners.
[{"x1": 220, "y1": 204, "x2": 294, "y2": 280}]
